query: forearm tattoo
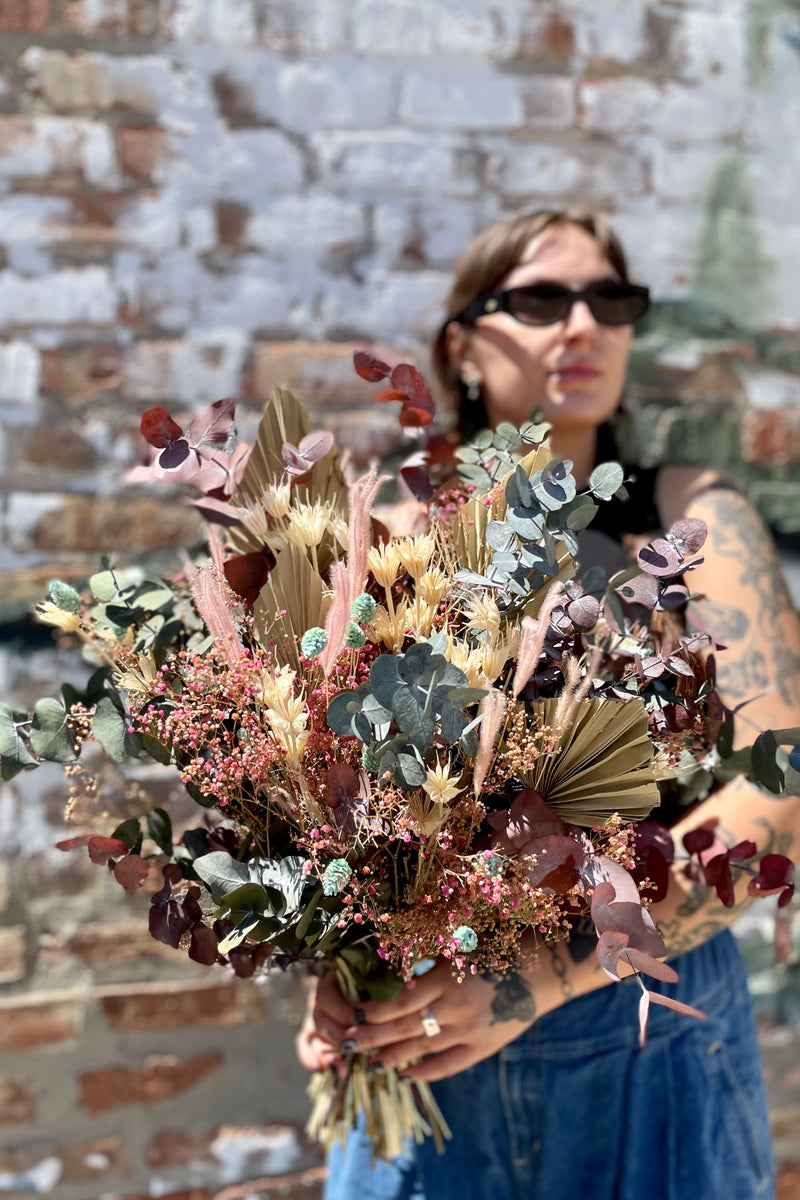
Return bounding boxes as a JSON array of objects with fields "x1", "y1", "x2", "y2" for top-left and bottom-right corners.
[
  {"x1": 483, "y1": 970, "x2": 537, "y2": 1025},
  {"x1": 689, "y1": 490, "x2": 800, "y2": 708}
]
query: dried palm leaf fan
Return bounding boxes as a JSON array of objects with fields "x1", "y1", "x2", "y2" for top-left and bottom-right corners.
[
  {"x1": 452, "y1": 441, "x2": 575, "y2": 619},
  {"x1": 518, "y1": 697, "x2": 659, "y2": 826},
  {"x1": 252, "y1": 542, "x2": 328, "y2": 670},
  {"x1": 227, "y1": 387, "x2": 348, "y2": 556}
]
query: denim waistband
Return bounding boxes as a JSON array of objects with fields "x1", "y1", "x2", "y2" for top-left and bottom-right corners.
[{"x1": 501, "y1": 929, "x2": 747, "y2": 1061}]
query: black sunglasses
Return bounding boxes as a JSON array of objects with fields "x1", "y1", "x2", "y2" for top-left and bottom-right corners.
[{"x1": 456, "y1": 279, "x2": 650, "y2": 327}]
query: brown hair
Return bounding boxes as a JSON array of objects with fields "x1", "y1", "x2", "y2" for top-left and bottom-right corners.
[{"x1": 431, "y1": 209, "x2": 631, "y2": 438}]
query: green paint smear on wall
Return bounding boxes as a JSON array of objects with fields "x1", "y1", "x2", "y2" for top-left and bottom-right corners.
[{"x1": 689, "y1": 150, "x2": 774, "y2": 331}]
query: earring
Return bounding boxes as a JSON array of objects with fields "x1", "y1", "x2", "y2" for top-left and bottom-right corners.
[{"x1": 464, "y1": 377, "x2": 482, "y2": 403}]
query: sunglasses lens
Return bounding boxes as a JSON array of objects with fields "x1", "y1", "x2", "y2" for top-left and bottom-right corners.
[
  {"x1": 506, "y1": 285, "x2": 571, "y2": 325},
  {"x1": 586, "y1": 283, "x2": 649, "y2": 325}
]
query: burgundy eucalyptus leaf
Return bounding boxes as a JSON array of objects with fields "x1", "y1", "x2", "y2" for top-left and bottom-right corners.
[
  {"x1": 183, "y1": 890, "x2": 204, "y2": 924},
  {"x1": 638, "y1": 538, "x2": 683, "y2": 577},
  {"x1": 703, "y1": 853, "x2": 735, "y2": 907},
  {"x1": 188, "y1": 496, "x2": 247, "y2": 527},
  {"x1": 727, "y1": 839, "x2": 757, "y2": 862},
  {"x1": 522, "y1": 835, "x2": 585, "y2": 891},
  {"x1": 56, "y1": 834, "x2": 130, "y2": 863},
  {"x1": 635, "y1": 821, "x2": 675, "y2": 863},
  {"x1": 399, "y1": 464, "x2": 434, "y2": 501},
  {"x1": 581, "y1": 854, "x2": 642, "y2": 903},
  {"x1": 227, "y1": 946, "x2": 257, "y2": 977},
  {"x1": 658, "y1": 584, "x2": 690, "y2": 612},
  {"x1": 223, "y1": 548, "x2": 275, "y2": 605},
  {"x1": 112, "y1": 853, "x2": 150, "y2": 891},
  {"x1": 186, "y1": 397, "x2": 237, "y2": 450},
  {"x1": 489, "y1": 789, "x2": 567, "y2": 852},
  {"x1": 647, "y1": 992, "x2": 707, "y2": 1021},
  {"x1": 566, "y1": 594, "x2": 601, "y2": 629},
  {"x1": 666, "y1": 654, "x2": 695, "y2": 678},
  {"x1": 747, "y1": 854, "x2": 795, "y2": 901},
  {"x1": 624, "y1": 948, "x2": 679, "y2": 983},
  {"x1": 668, "y1": 518, "x2": 707, "y2": 555},
  {"x1": 353, "y1": 350, "x2": 391, "y2": 382},
  {"x1": 596, "y1": 929, "x2": 630, "y2": 979},
  {"x1": 141, "y1": 406, "x2": 184, "y2": 449},
  {"x1": 149, "y1": 894, "x2": 189, "y2": 949},
  {"x1": 682, "y1": 827, "x2": 716, "y2": 856},
  {"x1": 158, "y1": 438, "x2": 191, "y2": 470},
  {"x1": 188, "y1": 922, "x2": 220, "y2": 965}
]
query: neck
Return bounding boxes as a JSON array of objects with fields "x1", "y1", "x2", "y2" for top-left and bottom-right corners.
[{"x1": 548, "y1": 427, "x2": 598, "y2": 489}]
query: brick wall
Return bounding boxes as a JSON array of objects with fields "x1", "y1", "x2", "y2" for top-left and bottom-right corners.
[{"x1": 1, "y1": 1, "x2": 799, "y2": 1195}]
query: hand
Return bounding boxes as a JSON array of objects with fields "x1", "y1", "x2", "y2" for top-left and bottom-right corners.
[
  {"x1": 343, "y1": 961, "x2": 538, "y2": 1083},
  {"x1": 295, "y1": 976, "x2": 350, "y2": 1075}
]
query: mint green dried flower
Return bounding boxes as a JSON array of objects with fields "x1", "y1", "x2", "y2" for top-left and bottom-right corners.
[
  {"x1": 322, "y1": 858, "x2": 353, "y2": 897},
  {"x1": 344, "y1": 622, "x2": 367, "y2": 649},
  {"x1": 300, "y1": 626, "x2": 328, "y2": 658},
  {"x1": 48, "y1": 581, "x2": 81, "y2": 614},
  {"x1": 453, "y1": 925, "x2": 478, "y2": 952},
  {"x1": 351, "y1": 592, "x2": 377, "y2": 623}
]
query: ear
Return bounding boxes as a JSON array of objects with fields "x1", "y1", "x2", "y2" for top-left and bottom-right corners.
[{"x1": 445, "y1": 321, "x2": 480, "y2": 384}]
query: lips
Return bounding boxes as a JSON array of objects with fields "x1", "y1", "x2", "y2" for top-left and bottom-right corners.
[{"x1": 553, "y1": 362, "x2": 601, "y2": 381}]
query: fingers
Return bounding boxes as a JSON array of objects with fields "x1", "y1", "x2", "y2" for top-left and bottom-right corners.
[
  {"x1": 345, "y1": 1008, "x2": 438, "y2": 1053},
  {"x1": 313, "y1": 972, "x2": 357, "y2": 1045},
  {"x1": 400, "y1": 1045, "x2": 474, "y2": 1083}
]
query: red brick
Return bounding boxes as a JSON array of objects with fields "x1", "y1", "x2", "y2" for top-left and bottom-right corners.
[
  {"x1": 80, "y1": 1051, "x2": 224, "y2": 1115},
  {"x1": 0, "y1": 0, "x2": 50, "y2": 32},
  {"x1": 0, "y1": 991, "x2": 81, "y2": 1052},
  {"x1": 216, "y1": 200, "x2": 250, "y2": 247},
  {"x1": 95, "y1": 979, "x2": 266, "y2": 1031},
  {"x1": 111, "y1": 1191, "x2": 209, "y2": 1200},
  {"x1": 64, "y1": 0, "x2": 158, "y2": 36},
  {"x1": 247, "y1": 339, "x2": 402, "y2": 410},
  {"x1": 0, "y1": 1077, "x2": 38, "y2": 1124},
  {"x1": 69, "y1": 918, "x2": 184, "y2": 964},
  {"x1": 19, "y1": 424, "x2": 98, "y2": 472},
  {"x1": 214, "y1": 1166, "x2": 327, "y2": 1199},
  {"x1": 117, "y1": 126, "x2": 170, "y2": 182},
  {"x1": 147, "y1": 1128, "x2": 217, "y2": 1167},
  {"x1": 777, "y1": 1163, "x2": 800, "y2": 1200},
  {"x1": 26, "y1": 494, "x2": 202, "y2": 553},
  {"x1": 40, "y1": 343, "x2": 124, "y2": 403}
]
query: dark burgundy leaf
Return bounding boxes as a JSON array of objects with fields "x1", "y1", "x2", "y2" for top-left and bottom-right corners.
[
  {"x1": 635, "y1": 821, "x2": 675, "y2": 863},
  {"x1": 778, "y1": 884, "x2": 796, "y2": 908},
  {"x1": 747, "y1": 854, "x2": 795, "y2": 896},
  {"x1": 658, "y1": 584, "x2": 690, "y2": 611},
  {"x1": 683, "y1": 827, "x2": 716, "y2": 855},
  {"x1": 224, "y1": 548, "x2": 275, "y2": 605},
  {"x1": 183, "y1": 891, "x2": 204, "y2": 924},
  {"x1": 149, "y1": 894, "x2": 189, "y2": 948},
  {"x1": 188, "y1": 496, "x2": 246, "y2": 527},
  {"x1": 353, "y1": 350, "x2": 391, "y2": 382},
  {"x1": 489, "y1": 789, "x2": 566, "y2": 852},
  {"x1": 399, "y1": 403, "x2": 435, "y2": 429},
  {"x1": 189, "y1": 923, "x2": 219, "y2": 965},
  {"x1": 158, "y1": 438, "x2": 191, "y2": 469},
  {"x1": 390, "y1": 363, "x2": 430, "y2": 403},
  {"x1": 728, "y1": 840, "x2": 757, "y2": 862},
  {"x1": 522, "y1": 836, "x2": 585, "y2": 891},
  {"x1": 57, "y1": 834, "x2": 129, "y2": 863},
  {"x1": 227, "y1": 946, "x2": 257, "y2": 977},
  {"x1": 141, "y1": 406, "x2": 184, "y2": 449},
  {"x1": 400, "y1": 464, "x2": 434, "y2": 501},
  {"x1": 702, "y1": 853, "x2": 735, "y2": 907}
]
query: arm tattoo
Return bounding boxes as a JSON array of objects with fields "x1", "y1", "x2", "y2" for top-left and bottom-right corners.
[
  {"x1": 689, "y1": 490, "x2": 800, "y2": 708},
  {"x1": 483, "y1": 971, "x2": 537, "y2": 1025}
]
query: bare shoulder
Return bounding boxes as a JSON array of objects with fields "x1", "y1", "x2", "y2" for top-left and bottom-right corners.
[{"x1": 654, "y1": 464, "x2": 739, "y2": 529}]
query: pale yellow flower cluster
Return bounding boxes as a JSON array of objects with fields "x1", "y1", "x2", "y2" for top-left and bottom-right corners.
[
  {"x1": 259, "y1": 665, "x2": 310, "y2": 768},
  {"x1": 405, "y1": 758, "x2": 464, "y2": 835},
  {"x1": 34, "y1": 601, "x2": 82, "y2": 634}
]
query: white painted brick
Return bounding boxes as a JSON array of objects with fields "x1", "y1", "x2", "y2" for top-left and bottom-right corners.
[
  {"x1": 400, "y1": 68, "x2": 524, "y2": 131},
  {"x1": 190, "y1": 257, "x2": 305, "y2": 334},
  {"x1": 758, "y1": 224, "x2": 800, "y2": 326},
  {"x1": 115, "y1": 193, "x2": 184, "y2": 251},
  {"x1": 579, "y1": 78, "x2": 664, "y2": 135},
  {"x1": 648, "y1": 139, "x2": 727, "y2": 203},
  {"x1": 575, "y1": 0, "x2": 649, "y2": 63},
  {"x1": 611, "y1": 198, "x2": 700, "y2": 297},
  {"x1": 0, "y1": 268, "x2": 118, "y2": 327},
  {"x1": 0, "y1": 341, "x2": 41, "y2": 404},
  {"x1": 0, "y1": 116, "x2": 112, "y2": 180},
  {"x1": 312, "y1": 132, "x2": 480, "y2": 197},
  {"x1": 372, "y1": 199, "x2": 479, "y2": 269},
  {"x1": 669, "y1": 9, "x2": 747, "y2": 89},
  {"x1": 179, "y1": 128, "x2": 305, "y2": 198},
  {"x1": 491, "y1": 140, "x2": 646, "y2": 203},
  {"x1": 123, "y1": 334, "x2": 249, "y2": 405},
  {"x1": 248, "y1": 194, "x2": 366, "y2": 255},
  {"x1": 80, "y1": 122, "x2": 118, "y2": 186},
  {"x1": 165, "y1": 0, "x2": 257, "y2": 44},
  {"x1": 319, "y1": 269, "x2": 448, "y2": 342},
  {"x1": 3, "y1": 492, "x2": 64, "y2": 549},
  {"x1": 518, "y1": 77, "x2": 576, "y2": 129},
  {"x1": 0, "y1": 195, "x2": 72, "y2": 245},
  {"x1": 251, "y1": 0, "x2": 350, "y2": 53},
  {"x1": 350, "y1": 0, "x2": 523, "y2": 59},
  {"x1": 277, "y1": 58, "x2": 396, "y2": 132}
]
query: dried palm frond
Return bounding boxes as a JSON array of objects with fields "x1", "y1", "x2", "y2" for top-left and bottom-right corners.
[
  {"x1": 518, "y1": 697, "x2": 659, "y2": 826},
  {"x1": 252, "y1": 542, "x2": 327, "y2": 670}
]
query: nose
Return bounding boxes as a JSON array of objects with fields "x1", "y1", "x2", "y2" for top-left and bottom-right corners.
[{"x1": 562, "y1": 298, "x2": 599, "y2": 341}]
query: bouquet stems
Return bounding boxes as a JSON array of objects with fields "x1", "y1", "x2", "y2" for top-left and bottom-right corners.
[{"x1": 307, "y1": 1056, "x2": 451, "y2": 1161}]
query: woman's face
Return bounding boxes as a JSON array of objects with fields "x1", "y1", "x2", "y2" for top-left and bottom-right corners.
[{"x1": 451, "y1": 224, "x2": 634, "y2": 434}]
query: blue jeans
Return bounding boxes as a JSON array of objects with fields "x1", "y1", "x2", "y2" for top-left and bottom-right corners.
[{"x1": 324, "y1": 931, "x2": 774, "y2": 1200}]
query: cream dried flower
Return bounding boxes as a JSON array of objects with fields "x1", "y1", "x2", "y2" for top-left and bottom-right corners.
[
  {"x1": 35, "y1": 601, "x2": 81, "y2": 633},
  {"x1": 415, "y1": 568, "x2": 450, "y2": 608},
  {"x1": 422, "y1": 759, "x2": 463, "y2": 806},
  {"x1": 367, "y1": 542, "x2": 403, "y2": 589},
  {"x1": 286, "y1": 502, "x2": 336, "y2": 551},
  {"x1": 462, "y1": 593, "x2": 501, "y2": 639},
  {"x1": 395, "y1": 534, "x2": 436, "y2": 581}
]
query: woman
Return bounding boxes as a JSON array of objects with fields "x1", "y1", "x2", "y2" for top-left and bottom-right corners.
[{"x1": 298, "y1": 210, "x2": 800, "y2": 1200}]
